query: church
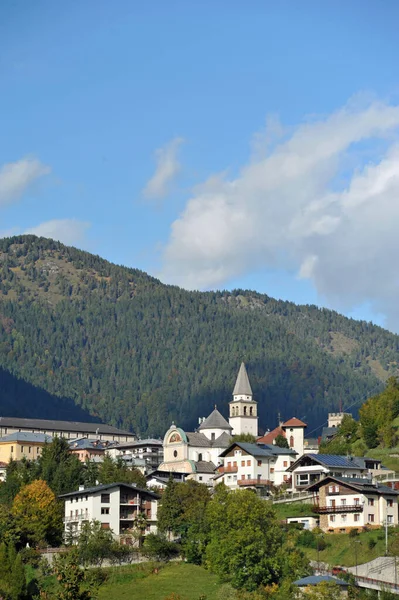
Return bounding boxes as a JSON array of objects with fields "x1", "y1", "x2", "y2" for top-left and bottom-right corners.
[{"x1": 158, "y1": 362, "x2": 307, "y2": 485}]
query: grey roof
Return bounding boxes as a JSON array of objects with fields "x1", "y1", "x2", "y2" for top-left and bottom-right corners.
[
  {"x1": 213, "y1": 432, "x2": 231, "y2": 448},
  {"x1": 0, "y1": 416, "x2": 133, "y2": 436},
  {"x1": 233, "y1": 362, "x2": 253, "y2": 396},
  {"x1": 294, "y1": 575, "x2": 349, "y2": 587},
  {"x1": 68, "y1": 438, "x2": 108, "y2": 450},
  {"x1": 0, "y1": 432, "x2": 52, "y2": 443},
  {"x1": 321, "y1": 427, "x2": 338, "y2": 441},
  {"x1": 194, "y1": 460, "x2": 217, "y2": 473},
  {"x1": 220, "y1": 441, "x2": 296, "y2": 458},
  {"x1": 290, "y1": 453, "x2": 376, "y2": 472},
  {"x1": 59, "y1": 482, "x2": 160, "y2": 499},
  {"x1": 186, "y1": 432, "x2": 212, "y2": 447},
  {"x1": 307, "y1": 475, "x2": 399, "y2": 496},
  {"x1": 198, "y1": 409, "x2": 232, "y2": 432}
]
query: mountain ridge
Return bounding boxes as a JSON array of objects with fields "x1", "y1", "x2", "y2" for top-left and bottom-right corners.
[{"x1": 0, "y1": 235, "x2": 397, "y2": 436}]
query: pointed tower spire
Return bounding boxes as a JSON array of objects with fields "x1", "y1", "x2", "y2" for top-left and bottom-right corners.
[{"x1": 233, "y1": 362, "x2": 253, "y2": 396}]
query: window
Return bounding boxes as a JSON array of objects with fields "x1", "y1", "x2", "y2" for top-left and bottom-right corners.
[
  {"x1": 21, "y1": 446, "x2": 24, "y2": 452},
  {"x1": 233, "y1": 461, "x2": 237, "y2": 467},
  {"x1": 227, "y1": 462, "x2": 231, "y2": 468},
  {"x1": 241, "y1": 460, "x2": 245, "y2": 467},
  {"x1": 241, "y1": 474, "x2": 245, "y2": 480},
  {"x1": 368, "y1": 498, "x2": 374, "y2": 506},
  {"x1": 354, "y1": 498, "x2": 360, "y2": 506},
  {"x1": 244, "y1": 407, "x2": 247, "y2": 415},
  {"x1": 247, "y1": 460, "x2": 251, "y2": 466},
  {"x1": 101, "y1": 523, "x2": 110, "y2": 529},
  {"x1": 247, "y1": 474, "x2": 251, "y2": 480},
  {"x1": 257, "y1": 460, "x2": 262, "y2": 467},
  {"x1": 173, "y1": 450, "x2": 178, "y2": 458},
  {"x1": 341, "y1": 515, "x2": 347, "y2": 522},
  {"x1": 368, "y1": 514, "x2": 375, "y2": 523},
  {"x1": 354, "y1": 514, "x2": 360, "y2": 522},
  {"x1": 283, "y1": 475, "x2": 288, "y2": 482},
  {"x1": 270, "y1": 468, "x2": 274, "y2": 473},
  {"x1": 388, "y1": 515, "x2": 393, "y2": 524},
  {"x1": 330, "y1": 515, "x2": 335, "y2": 522},
  {"x1": 328, "y1": 485, "x2": 339, "y2": 494},
  {"x1": 211, "y1": 433, "x2": 215, "y2": 441},
  {"x1": 198, "y1": 453, "x2": 202, "y2": 462},
  {"x1": 101, "y1": 494, "x2": 110, "y2": 503},
  {"x1": 387, "y1": 499, "x2": 394, "y2": 508},
  {"x1": 289, "y1": 436, "x2": 294, "y2": 448},
  {"x1": 341, "y1": 499, "x2": 346, "y2": 506},
  {"x1": 198, "y1": 476, "x2": 203, "y2": 481},
  {"x1": 101, "y1": 507, "x2": 109, "y2": 515},
  {"x1": 249, "y1": 407, "x2": 253, "y2": 416},
  {"x1": 28, "y1": 446, "x2": 31, "y2": 453},
  {"x1": 283, "y1": 461, "x2": 288, "y2": 467},
  {"x1": 11, "y1": 446, "x2": 13, "y2": 453}
]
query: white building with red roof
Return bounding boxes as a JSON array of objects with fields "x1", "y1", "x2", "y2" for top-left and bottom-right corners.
[{"x1": 257, "y1": 417, "x2": 307, "y2": 457}]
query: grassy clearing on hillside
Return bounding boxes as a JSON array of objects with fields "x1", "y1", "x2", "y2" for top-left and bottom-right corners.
[
  {"x1": 303, "y1": 529, "x2": 389, "y2": 567},
  {"x1": 97, "y1": 562, "x2": 222, "y2": 600},
  {"x1": 367, "y1": 447, "x2": 399, "y2": 471},
  {"x1": 273, "y1": 502, "x2": 316, "y2": 520}
]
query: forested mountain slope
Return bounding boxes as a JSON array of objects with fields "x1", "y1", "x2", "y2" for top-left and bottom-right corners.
[{"x1": 0, "y1": 235, "x2": 398, "y2": 436}]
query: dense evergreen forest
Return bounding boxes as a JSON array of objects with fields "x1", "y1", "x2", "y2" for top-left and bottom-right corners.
[{"x1": 0, "y1": 235, "x2": 398, "y2": 437}]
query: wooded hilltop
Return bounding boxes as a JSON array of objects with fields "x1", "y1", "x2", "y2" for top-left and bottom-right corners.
[{"x1": 0, "y1": 235, "x2": 398, "y2": 436}]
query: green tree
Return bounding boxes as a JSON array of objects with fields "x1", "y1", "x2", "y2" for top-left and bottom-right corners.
[
  {"x1": 97, "y1": 455, "x2": 146, "y2": 488},
  {"x1": 12, "y1": 479, "x2": 63, "y2": 547},
  {"x1": 205, "y1": 488, "x2": 285, "y2": 590},
  {"x1": 142, "y1": 533, "x2": 180, "y2": 562},
  {"x1": 157, "y1": 476, "x2": 181, "y2": 539},
  {"x1": 50, "y1": 546, "x2": 98, "y2": 599},
  {"x1": 77, "y1": 520, "x2": 115, "y2": 567},
  {"x1": 274, "y1": 434, "x2": 289, "y2": 449},
  {"x1": 232, "y1": 433, "x2": 257, "y2": 443},
  {"x1": 0, "y1": 543, "x2": 28, "y2": 600},
  {"x1": 39, "y1": 437, "x2": 84, "y2": 496}
]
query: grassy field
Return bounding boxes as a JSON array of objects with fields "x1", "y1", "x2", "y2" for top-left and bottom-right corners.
[
  {"x1": 368, "y1": 446, "x2": 399, "y2": 471},
  {"x1": 97, "y1": 562, "x2": 222, "y2": 600},
  {"x1": 273, "y1": 502, "x2": 315, "y2": 521},
  {"x1": 302, "y1": 529, "x2": 390, "y2": 567}
]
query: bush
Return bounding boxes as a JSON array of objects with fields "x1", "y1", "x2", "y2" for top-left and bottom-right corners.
[
  {"x1": 349, "y1": 529, "x2": 359, "y2": 538},
  {"x1": 297, "y1": 529, "x2": 326, "y2": 550},
  {"x1": 142, "y1": 534, "x2": 180, "y2": 562},
  {"x1": 368, "y1": 538, "x2": 377, "y2": 550}
]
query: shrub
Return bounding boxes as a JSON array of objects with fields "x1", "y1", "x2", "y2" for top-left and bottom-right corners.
[
  {"x1": 368, "y1": 538, "x2": 377, "y2": 550},
  {"x1": 349, "y1": 529, "x2": 359, "y2": 538}
]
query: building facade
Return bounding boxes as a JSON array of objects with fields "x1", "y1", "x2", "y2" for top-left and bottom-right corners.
[
  {"x1": 288, "y1": 454, "x2": 381, "y2": 492},
  {"x1": 0, "y1": 417, "x2": 135, "y2": 443},
  {"x1": 107, "y1": 439, "x2": 163, "y2": 473},
  {"x1": 0, "y1": 432, "x2": 52, "y2": 464},
  {"x1": 308, "y1": 476, "x2": 399, "y2": 533},
  {"x1": 60, "y1": 483, "x2": 160, "y2": 542},
  {"x1": 216, "y1": 441, "x2": 297, "y2": 490},
  {"x1": 68, "y1": 438, "x2": 110, "y2": 462},
  {"x1": 257, "y1": 418, "x2": 308, "y2": 457}
]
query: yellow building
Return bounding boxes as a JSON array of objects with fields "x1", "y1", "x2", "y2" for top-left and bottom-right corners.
[{"x1": 0, "y1": 432, "x2": 52, "y2": 464}]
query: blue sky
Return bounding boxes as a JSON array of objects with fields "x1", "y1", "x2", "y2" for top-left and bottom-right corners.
[{"x1": 1, "y1": 1, "x2": 399, "y2": 329}]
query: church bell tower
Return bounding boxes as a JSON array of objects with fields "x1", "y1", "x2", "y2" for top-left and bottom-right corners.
[{"x1": 229, "y1": 362, "x2": 258, "y2": 436}]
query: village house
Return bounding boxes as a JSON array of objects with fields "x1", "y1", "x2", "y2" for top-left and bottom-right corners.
[
  {"x1": 59, "y1": 482, "x2": 160, "y2": 543},
  {"x1": 293, "y1": 575, "x2": 350, "y2": 597},
  {"x1": 216, "y1": 441, "x2": 297, "y2": 490},
  {"x1": 0, "y1": 432, "x2": 52, "y2": 464},
  {"x1": 288, "y1": 454, "x2": 382, "y2": 492},
  {"x1": 308, "y1": 475, "x2": 399, "y2": 533},
  {"x1": 257, "y1": 417, "x2": 307, "y2": 457},
  {"x1": 107, "y1": 438, "x2": 163, "y2": 473},
  {"x1": 68, "y1": 438, "x2": 110, "y2": 463}
]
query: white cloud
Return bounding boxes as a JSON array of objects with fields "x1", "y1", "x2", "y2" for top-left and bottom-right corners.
[
  {"x1": 24, "y1": 219, "x2": 90, "y2": 246},
  {"x1": 0, "y1": 157, "x2": 50, "y2": 205},
  {"x1": 161, "y1": 100, "x2": 399, "y2": 330},
  {"x1": 143, "y1": 137, "x2": 184, "y2": 199}
]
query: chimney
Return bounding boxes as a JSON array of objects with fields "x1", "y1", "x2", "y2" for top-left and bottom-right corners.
[{"x1": 79, "y1": 485, "x2": 85, "y2": 491}]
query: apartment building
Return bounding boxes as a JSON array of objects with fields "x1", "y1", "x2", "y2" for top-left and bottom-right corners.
[
  {"x1": 59, "y1": 482, "x2": 160, "y2": 542},
  {"x1": 308, "y1": 476, "x2": 399, "y2": 533}
]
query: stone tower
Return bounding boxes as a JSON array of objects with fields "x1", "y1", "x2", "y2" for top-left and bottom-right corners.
[{"x1": 229, "y1": 362, "x2": 258, "y2": 436}]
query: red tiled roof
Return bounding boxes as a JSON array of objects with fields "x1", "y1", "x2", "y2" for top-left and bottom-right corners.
[
  {"x1": 282, "y1": 417, "x2": 307, "y2": 428},
  {"x1": 257, "y1": 426, "x2": 285, "y2": 444}
]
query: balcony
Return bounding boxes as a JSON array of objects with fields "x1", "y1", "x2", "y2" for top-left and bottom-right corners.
[
  {"x1": 63, "y1": 514, "x2": 89, "y2": 522},
  {"x1": 219, "y1": 465, "x2": 238, "y2": 474},
  {"x1": 313, "y1": 504, "x2": 363, "y2": 514},
  {"x1": 237, "y1": 479, "x2": 271, "y2": 487},
  {"x1": 120, "y1": 496, "x2": 141, "y2": 505}
]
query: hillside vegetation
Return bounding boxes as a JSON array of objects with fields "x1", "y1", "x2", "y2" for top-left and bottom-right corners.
[{"x1": 0, "y1": 235, "x2": 398, "y2": 436}]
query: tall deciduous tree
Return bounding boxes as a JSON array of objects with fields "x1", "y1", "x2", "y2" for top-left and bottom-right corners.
[
  {"x1": 12, "y1": 479, "x2": 63, "y2": 547},
  {"x1": 205, "y1": 488, "x2": 284, "y2": 591}
]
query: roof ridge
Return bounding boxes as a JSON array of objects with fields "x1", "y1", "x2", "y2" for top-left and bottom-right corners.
[{"x1": 233, "y1": 362, "x2": 253, "y2": 396}]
